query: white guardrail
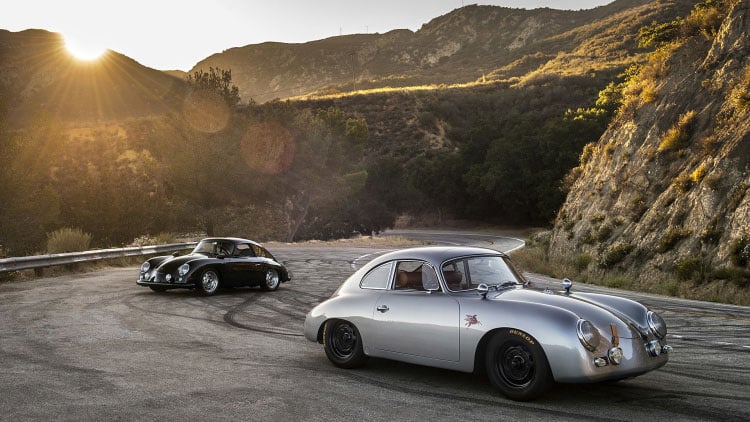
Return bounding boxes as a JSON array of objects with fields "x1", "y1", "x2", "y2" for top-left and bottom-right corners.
[{"x1": 0, "y1": 242, "x2": 197, "y2": 273}]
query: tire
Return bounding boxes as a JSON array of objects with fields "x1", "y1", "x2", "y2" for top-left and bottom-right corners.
[
  {"x1": 323, "y1": 320, "x2": 368, "y2": 369},
  {"x1": 260, "y1": 269, "x2": 280, "y2": 291},
  {"x1": 485, "y1": 329, "x2": 552, "y2": 401},
  {"x1": 149, "y1": 285, "x2": 168, "y2": 293},
  {"x1": 197, "y1": 268, "x2": 220, "y2": 296}
]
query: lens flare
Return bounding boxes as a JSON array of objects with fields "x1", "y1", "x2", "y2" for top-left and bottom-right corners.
[
  {"x1": 182, "y1": 90, "x2": 230, "y2": 133},
  {"x1": 241, "y1": 121, "x2": 295, "y2": 174}
]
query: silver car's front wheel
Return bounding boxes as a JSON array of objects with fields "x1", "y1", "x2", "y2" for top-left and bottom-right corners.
[
  {"x1": 261, "y1": 269, "x2": 280, "y2": 291},
  {"x1": 485, "y1": 329, "x2": 552, "y2": 401},
  {"x1": 197, "y1": 269, "x2": 220, "y2": 296}
]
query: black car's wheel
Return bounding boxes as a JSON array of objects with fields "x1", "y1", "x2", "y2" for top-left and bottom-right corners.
[
  {"x1": 149, "y1": 285, "x2": 168, "y2": 293},
  {"x1": 260, "y1": 269, "x2": 280, "y2": 291},
  {"x1": 323, "y1": 319, "x2": 368, "y2": 369},
  {"x1": 197, "y1": 268, "x2": 220, "y2": 296},
  {"x1": 485, "y1": 329, "x2": 552, "y2": 401}
]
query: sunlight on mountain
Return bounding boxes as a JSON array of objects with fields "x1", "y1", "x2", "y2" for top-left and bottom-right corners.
[{"x1": 64, "y1": 34, "x2": 108, "y2": 61}]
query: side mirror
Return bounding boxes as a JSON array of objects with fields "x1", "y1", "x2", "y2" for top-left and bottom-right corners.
[
  {"x1": 562, "y1": 278, "x2": 573, "y2": 294},
  {"x1": 217, "y1": 254, "x2": 226, "y2": 259},
  {"x1": 477, "y1": 283, "x2": 489, "y2": 299},
  {"x1": 172, "y1": 252, "x2": 180, "y2": 257}
]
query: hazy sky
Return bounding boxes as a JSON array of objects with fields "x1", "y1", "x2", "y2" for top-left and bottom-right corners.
[{"x1": 3, "y1": 0, "x2": 613, "y2": 71}]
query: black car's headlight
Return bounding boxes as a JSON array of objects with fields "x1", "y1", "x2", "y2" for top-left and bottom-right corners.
[
  {"x1": 647, "y1": 311, "x2": 667, "y2": 339},
  {"x1": 140, "y1": 262, "x2": 150, "y2": 273},
  {"x1": 577, "y1": 319, "x2": 601, "y2": 351},
  {"x1": 178, "y1": 264, "x2": 190, "y2": 276}
]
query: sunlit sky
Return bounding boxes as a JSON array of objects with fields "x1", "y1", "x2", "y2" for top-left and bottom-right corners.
[{"x1": 3, "y1": 0, "x2": 613, "y2": 71}]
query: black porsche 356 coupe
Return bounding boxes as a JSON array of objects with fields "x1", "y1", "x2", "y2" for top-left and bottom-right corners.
[{"x1": 136, "y1": 237, "x2": 290, "y2": 295}]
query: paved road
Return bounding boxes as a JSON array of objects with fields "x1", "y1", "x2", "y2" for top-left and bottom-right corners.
[{"x1": 0, "y1": 231, "x2": 748, "y2": 421}]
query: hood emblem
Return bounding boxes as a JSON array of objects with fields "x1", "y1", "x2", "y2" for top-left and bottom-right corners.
[{"x1": 465, "y1": 314, "x2": 482, "y2": 327}]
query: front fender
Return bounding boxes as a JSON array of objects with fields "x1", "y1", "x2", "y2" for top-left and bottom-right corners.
[{"x1": 460, "y1": 299, "x2": 584, "y2": 378}]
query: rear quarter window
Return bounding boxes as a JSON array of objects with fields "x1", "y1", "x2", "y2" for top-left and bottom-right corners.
[{"x1": 360, "y1": 263, "x2": 392, "y2": 290}]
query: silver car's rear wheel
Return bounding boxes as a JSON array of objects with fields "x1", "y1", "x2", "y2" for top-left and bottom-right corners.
[
  {"x1": 323, "y1": 320, "x2": 368, "y2": 369},
  {"x1": 485, "y1": 329, "x2": 552, "y2": 401},
  {"x1": 197, "y1": 269, "x2": 220, "y2": 296},
  {"x1": 261, "y1": 269, "x2": 280, "y2": 291}
]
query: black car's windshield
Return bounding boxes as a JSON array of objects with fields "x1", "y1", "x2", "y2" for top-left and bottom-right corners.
[
  {"x1": 193, "y1": 240, "x2": 233, "y2": 256},
  {"x1": 442, "y1": 256, "x2": 526, "y2": 292}
]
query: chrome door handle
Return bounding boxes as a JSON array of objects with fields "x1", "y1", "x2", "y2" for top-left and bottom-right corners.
[{"x1": 376, "y1": 305, "x2": 389, "y2": 313}]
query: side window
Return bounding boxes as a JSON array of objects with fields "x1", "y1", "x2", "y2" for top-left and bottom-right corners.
[
  {"x1": 360, "y1": 263, "x2": 392, "y2": 290},
  {"x1": 394, "y1": 261, "x2": 440, "y2": 291},
  {"x1": 442, "y1": 260, "x2": 467, "y2": 291},
  {"x1": 235, "y1": 244, "x2": 254, "y2": 257}
]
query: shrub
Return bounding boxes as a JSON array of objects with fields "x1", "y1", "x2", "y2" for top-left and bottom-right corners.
[
  {"x1": 637, "y1": 18, "x2": 684, "y2": 49},
  {"x1": 730, "y1": 234, "x2": 750, "y2": 267},
  {"x1": 47, "y1": 228, "x2": 92, "y2": 254},
  {"x1": 690, "y1": 163, "x2": 709, "y2": 184},
  {"x1": 658, "y1": 110, "x2": 697, "y2": 153},
  {"x1": 675, "y1": 257, "x2": 703, "y2": 281},
  {"x1": 574, "y1": 254, "x2": 592, "y2": 272},
  {"x1": 598, "y1": 242, "x2": 633, "y2": 268},
  {"x1": 672, "y1": 173, "x2": 693, "y2": 194},
  {"x1": 657, "y1": 227, "x2": 693, "y2": 253}
]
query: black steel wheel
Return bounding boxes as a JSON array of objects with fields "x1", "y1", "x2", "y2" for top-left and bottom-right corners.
[
  {"x1": 260, "y1": 269, "x2": 280, "y2": 291},
  {"x1": 485, "y1": 329, "x2": 552, "y2": 401},
  {"x1": 323, "y1": 319, "x2": 368, "y2": 369},
  {"x1": 197, "y1": 268, "x2": 220, "y2": 296}
]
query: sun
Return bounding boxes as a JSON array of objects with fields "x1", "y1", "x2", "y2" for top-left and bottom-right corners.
[{"x1": 64, "y1": 34, "x2": 108, "y2": 61}]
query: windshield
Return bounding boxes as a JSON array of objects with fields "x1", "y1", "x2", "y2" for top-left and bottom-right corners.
[
  {"x1": 193, "y1": 240, "x2": 233, "y2": 256},
  {"x1": 442, "y1": 255, "x2": 526, "y2": 291}
]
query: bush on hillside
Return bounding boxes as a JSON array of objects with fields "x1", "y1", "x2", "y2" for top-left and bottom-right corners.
[{"x1": 47, "y1": 228, "x2": 92, "y2": 254}]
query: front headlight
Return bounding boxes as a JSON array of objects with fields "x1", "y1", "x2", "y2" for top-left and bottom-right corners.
[
  {"x1": 140, "y1": 262, "x2": 150, "y2": 273},
  {"x1": 178, "y1": 264, "x2": 190, "y2": 276},
  {"x1": 577, "y1": 319, "x2": 601, "y2": 352},
  {"x1": 647, "y1": 311, "x2": 667, "y2": 339}
]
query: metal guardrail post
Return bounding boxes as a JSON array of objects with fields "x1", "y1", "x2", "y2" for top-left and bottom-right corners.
[{"x1": 0, "y1": 242, "x2": 197, "y2": 273}]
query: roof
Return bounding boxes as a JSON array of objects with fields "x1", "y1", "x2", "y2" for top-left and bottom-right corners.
[{"x1": 365, "y1": 246, "x2": 505, "y2": 269}]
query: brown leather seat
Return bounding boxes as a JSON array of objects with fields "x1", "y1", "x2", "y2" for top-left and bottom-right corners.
[
  {"x1": 443, "y1": 271, "x2": 463, "y2": 290},
  {"x1": 396, "y1": 270, "x2": 422, "y2": 290}
]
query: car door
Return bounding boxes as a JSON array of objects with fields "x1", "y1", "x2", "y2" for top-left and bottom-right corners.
[
  {"x1": 228, "y1": 243, "x2": 264, "y2": 285},
  {"x1": 371, "y1": 260, "x2": 460, "y2": 362}
]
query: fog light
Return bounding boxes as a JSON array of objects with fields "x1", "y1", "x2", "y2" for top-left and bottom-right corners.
[
  {"x1": 608, "y1": 347, "x2": 623, "y2": 365},
  {"x1": 661, "y1": 345, "x2": 672, "y2": 354},
  {"x1": 646, "y1": 340, "x2": 661, "y2": 357},
  {"x1": 594, "y1": 357, "x2": 608, "y2": 367},
  {"x1": 166, "y1": 274, "x2": 172, "y2": 282}
]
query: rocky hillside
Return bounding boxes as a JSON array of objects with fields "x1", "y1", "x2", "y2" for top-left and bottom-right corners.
[
  {"x1": 549, "y1": 0, "x2": 750, "y2": 288},
  {"x1": 190, "y1": 0, "x2": 662, "y2": 103}
]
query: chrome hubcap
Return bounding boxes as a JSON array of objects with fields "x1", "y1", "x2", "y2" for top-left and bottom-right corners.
[{"x1": 202, "y1": 271, "x2": 219, "y2": 292}]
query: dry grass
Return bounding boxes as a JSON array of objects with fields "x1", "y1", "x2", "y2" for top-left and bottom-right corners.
[{"x1": 513, "y1": 241, "x2": 750, "y2": 306}]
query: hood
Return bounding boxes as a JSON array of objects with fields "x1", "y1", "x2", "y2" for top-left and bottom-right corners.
[
  {"x1": 491, "y1": 288, "x2": 643, "y2": 339},
  {"x1": 155, "y1": 253, "x2": 208, "y2": 273}
]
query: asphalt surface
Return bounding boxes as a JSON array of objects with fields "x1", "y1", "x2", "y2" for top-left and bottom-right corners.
[{"x1": 0, "y1": 230, "x2": 748, "y2": 421}]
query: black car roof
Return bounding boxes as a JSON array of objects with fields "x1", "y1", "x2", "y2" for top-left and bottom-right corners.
[{"x1": 199, "y1": 237, "x2": 263, "y2": 247}]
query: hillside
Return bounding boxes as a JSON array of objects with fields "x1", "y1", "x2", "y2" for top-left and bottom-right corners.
[
  {"x1": 191, "y1": 0, "x2": 679, "y2": 103},
  {"x1": 0, "y1": 29, "x2": 185, "y2": 128},
  {"x1": 548, "y1": 0, "x2": 750, "y2": 299}
]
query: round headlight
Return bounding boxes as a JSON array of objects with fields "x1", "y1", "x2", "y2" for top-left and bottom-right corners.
[
  {"x1": 140, "y1": 262, "x2": 150, "y2": 273},
  {"x1": 178, "y1": 264, "x2": 190, "y2": 276},
  {"x1": 577, "y1": 319, "x2": 601, "y2": 352},
  {"x1": 647, "y1": 311, "x2": 667, "y2": 339}
]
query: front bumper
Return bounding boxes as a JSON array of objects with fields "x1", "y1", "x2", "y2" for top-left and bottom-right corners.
[{"x1": 137, "y1": 270, "x2": 195, "y2": 289}]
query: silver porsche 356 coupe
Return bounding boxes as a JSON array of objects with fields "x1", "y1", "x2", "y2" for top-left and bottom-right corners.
[{"x1": 304, "y1": 246, "x2": 670, "y2": 401}]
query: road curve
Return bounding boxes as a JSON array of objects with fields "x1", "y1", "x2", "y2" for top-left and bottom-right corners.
[{"x1": 0, "y1": 230, "x2": 747, "y2": 421}]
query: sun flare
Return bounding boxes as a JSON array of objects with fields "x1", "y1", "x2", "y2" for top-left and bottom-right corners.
[{"x1": 64, "y1": 34, "x2": 108, "y2": 61}]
